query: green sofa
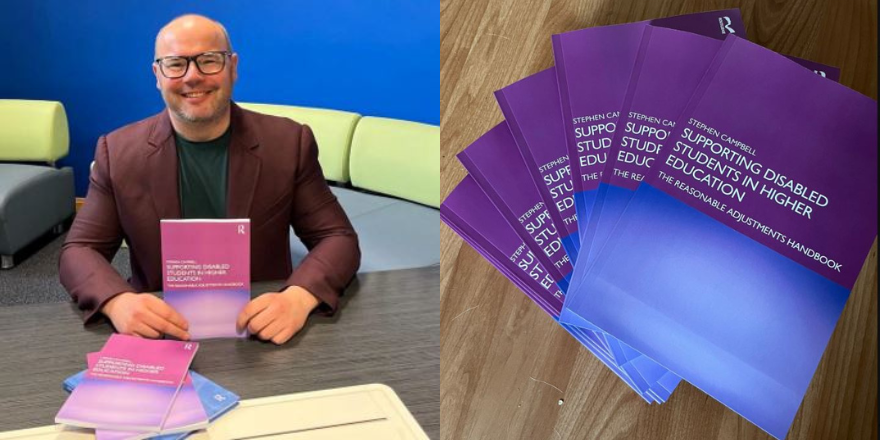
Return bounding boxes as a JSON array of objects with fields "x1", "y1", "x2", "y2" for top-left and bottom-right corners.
[{"x1": 238, "y1": 103, "x2": 439, "y2": 272}]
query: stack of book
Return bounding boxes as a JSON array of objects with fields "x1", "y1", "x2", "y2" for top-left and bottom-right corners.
[
  {"x1": 441, "y1": 8, "x2": 877, "y2": 439},
  {"x1": 55, "y1": 334, "x2": 239, "y2": 439}
]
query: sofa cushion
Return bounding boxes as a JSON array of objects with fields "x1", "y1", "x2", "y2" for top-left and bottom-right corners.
[
  {"x1": 290, "y1": 187, "x2": 438, "y2": 273},
  {"x1": 0, "y1": 164, "x2": 75, "y2": 254},
  {"x1": 0, "y1": 100, "x2": 69, "y2": 163},
  {"x1": 349, "y1": 117, "x2": 439, "y2": 208},
  {"x1": 236, "y1": 102, "x2": 360, "y2": 183}
]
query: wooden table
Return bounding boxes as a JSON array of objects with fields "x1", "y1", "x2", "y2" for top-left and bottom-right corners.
[
  {"x1": 0, "y1": 267, "x2": 440, "y2": 439},
  {"x1": 440, "y1": 1, "x2": 877, "y2": 439}
]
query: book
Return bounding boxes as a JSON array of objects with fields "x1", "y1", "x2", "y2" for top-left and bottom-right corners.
[
  {"x1": 64, "y1": 365, "x2": 239, "y2": 440},
  {"x1": 441, "y1": 175, "x2": 678, "y2": 402},
  {"x1": 160, "y1": 219, "x2": 251, "y2": 340},
  {"x1": 568, "y1": 35, "x2": 877, "y2": 439},
  {"x1": 55, "y1": 334, "x2": 199, "y2": 431},
  {"x1": 457, "y1": 123, "x2": 574, "y2": 291},
  {"x1": 567, "y1": 26, "x2": 842, "y2": 330},
  {"x1": 560, "y1": 27, "x2": 840, "y2": 374},
  {"x1": 552, "y1": 10, "x2": 745, "y2": 241},
  {"x1": 77, "y1": 352, "x2": 208, "y2": 439}
]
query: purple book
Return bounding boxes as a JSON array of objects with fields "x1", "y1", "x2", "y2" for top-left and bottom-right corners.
[
  {"x1": 442, "y1": 176, "x2": 672, "y2": 403},
  {"x1": 56, "y1": 335, "x2": 199, "y2": 431},
  {"x1": 552, "y1": 10, "x2": 745, "y2": 240},
  {"x1": 85, "y1": 352, "x2": 209, "y2": 440},
  {"x1": 457, "y1": 123, "x2": 574, "y2": 291},
  {"x1": 564, "y1": 27, "x2": 841, "y2": 369},
  {"x1": 161, "y1": 219, "x2": 251, "y2": 340},
  {"x1": 568, "y1": 35, "x2": 877, "y2": 439}
]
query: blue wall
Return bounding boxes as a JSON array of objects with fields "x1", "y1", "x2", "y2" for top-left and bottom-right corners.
[{"x1": 0, "y1": 1, "x2": 439, "y2": 196}]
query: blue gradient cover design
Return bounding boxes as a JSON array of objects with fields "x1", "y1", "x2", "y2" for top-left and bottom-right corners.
[{"x1": 573, "y1": 185, "x2": 849, "y2": 437}]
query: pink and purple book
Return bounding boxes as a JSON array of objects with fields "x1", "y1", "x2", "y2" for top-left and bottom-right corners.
[
  {"x1": 55, "y1": 334, "x2": 199, "y2": 431},
  {"x1": 160, "y1": 219, "x2": 251, "y2": 340},
  {"x1": 84, "y1": 352, "x2": 209, "y2": 440}
]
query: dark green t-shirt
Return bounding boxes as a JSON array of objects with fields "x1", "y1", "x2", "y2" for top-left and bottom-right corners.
[{"x1": 175, "y1": 126, "x2": 231, "y2": 219}]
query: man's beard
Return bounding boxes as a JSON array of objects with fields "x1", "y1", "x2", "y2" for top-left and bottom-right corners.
[{"x1": 168, "y1": 89, "x2": 231, "y2": 124}]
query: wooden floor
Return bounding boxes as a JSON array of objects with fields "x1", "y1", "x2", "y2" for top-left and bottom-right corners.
[{"x1": 439, "y1": 0, "x2": 877, "y2": 439}]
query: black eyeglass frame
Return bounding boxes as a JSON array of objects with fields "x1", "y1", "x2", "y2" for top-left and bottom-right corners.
[{"x1": 154, "y1": 51, "x2": 234, "y2": 79}]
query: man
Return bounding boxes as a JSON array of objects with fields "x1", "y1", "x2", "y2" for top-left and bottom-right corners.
[{"x1": 59, "y1": 14, "x2": 360, "y2": 345}]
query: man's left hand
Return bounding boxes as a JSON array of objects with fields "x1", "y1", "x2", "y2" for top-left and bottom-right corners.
[{"x1": 236, "y1": 286, "x2": 321, "y2": 345}]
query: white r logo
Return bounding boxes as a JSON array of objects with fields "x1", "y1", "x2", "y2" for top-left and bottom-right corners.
[
  {"x1": 719, "y1": 16, "x2": 735, "y2": 34},
  {"x1": 238, "y1": 225, "x2": 245, "y2": 235}
]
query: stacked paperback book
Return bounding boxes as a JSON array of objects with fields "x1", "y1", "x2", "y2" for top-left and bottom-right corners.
[
  {"x1": 55, "y1": 334, "x2": 239, "y2": 439},
  {"x1": 441, "y1": 9, "x2": 877, "y2": 439}
]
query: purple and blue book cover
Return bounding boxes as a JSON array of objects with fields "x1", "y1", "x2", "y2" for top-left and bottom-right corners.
[
  {"x1": 578, "y1": 29, "x2": 841, "y2": 275},
  {"x1": 561, "y1": 26, "x2": 841, "y2": 369},
  {"x1": 567, "y1": 35, "x2": 877, "y2": 439},
  {"x1": 161, "y1": 219, "x2": 251, "y2": 340},
  {"x1": 55, "y1": 334, "x2": 199, "y2": 431}
]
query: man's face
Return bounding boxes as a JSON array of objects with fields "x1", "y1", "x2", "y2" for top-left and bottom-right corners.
[{"x1": 153, "y1": 23, "x2": 238, "y2": 125}]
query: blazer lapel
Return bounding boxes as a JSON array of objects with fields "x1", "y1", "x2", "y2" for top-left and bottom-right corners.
[
  {"x1": 147, "y1": 110, "x2": 181, "y2": 220},
  {"x1": 226, "y1": 102, "x2": 261, "y2": 218}
]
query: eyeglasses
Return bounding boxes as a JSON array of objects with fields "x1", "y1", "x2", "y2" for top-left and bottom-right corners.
[{"x1": 154, "y1": 51, "x2": 233, "y2": 79}]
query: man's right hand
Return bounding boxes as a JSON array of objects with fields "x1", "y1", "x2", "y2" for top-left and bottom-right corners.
[{"x1": 101, "y1": 292, "x2": 190, "y2": 340}]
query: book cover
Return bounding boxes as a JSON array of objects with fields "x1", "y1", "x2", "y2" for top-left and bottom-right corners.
[
  {"x1": 55, "y1": 334, "x2": 199, "y2": 431},
  {"x1": 78, "y1": 352, "x2": 209, "y2": 439},
  {"x1": 568, "y1": 27, "x2": 842, "y2": 331},
  {"x1": 569, "y1": 35, "x2": 877, "y2": 439},
  {"x1": 65, "y1": 365, "x2": 239, "y2": 440},
  {"x1": 441, "y1": 176, "x2": 674, "y2": 403},
  {"x1": 160, "y1": 219, "x2": 251, "y2": 340},
  {"x1": 552, "y1": 10, "x2": 745, "y2": 240},
  {"x1": 457, "y1": 123, "x2": 573, "y2": 291}
]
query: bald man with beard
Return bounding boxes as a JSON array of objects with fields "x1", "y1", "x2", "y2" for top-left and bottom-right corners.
[{"x1": 59, "y1": 14, "x2": 360, "y2": 345}]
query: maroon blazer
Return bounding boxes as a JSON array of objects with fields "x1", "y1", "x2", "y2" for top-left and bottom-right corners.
[{"x1": 60, "y1": 103, "x2": 360, "y2": 323}]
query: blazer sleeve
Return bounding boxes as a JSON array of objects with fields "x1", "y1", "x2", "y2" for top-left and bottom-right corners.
[
  {"x1": 58, "y1": 135, "x2": 134, "y2": 324},
  {"x1": 284, "y1": 125, "x2": 361, "y2": 314}
]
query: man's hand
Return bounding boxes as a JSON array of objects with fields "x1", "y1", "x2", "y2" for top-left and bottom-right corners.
[
  {"x1": 101, "y1": 292, "x2": 190, "y2": 340},
  {"x1": 236, "y1": 286, "x2": 320, "y2": 345}
]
